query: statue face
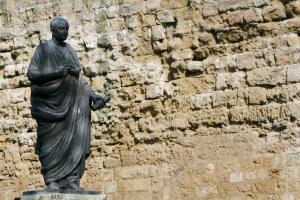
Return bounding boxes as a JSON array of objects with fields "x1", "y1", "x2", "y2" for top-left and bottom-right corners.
[{"x1": 51, "y1": 20, "x2": 69, "y2": 42}]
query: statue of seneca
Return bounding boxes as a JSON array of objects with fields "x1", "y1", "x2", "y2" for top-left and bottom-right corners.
[{"x1": 27, "y1": 17, "x2": 110, "y2": 191}]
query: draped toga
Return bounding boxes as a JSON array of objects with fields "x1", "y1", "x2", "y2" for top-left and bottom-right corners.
[{"x1": 28, "y1": 39, "x2": 92, "y2": 187}]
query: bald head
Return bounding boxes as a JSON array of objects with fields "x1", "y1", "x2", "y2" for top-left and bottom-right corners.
[
  {"x1": 50, "y1": 18, "x2": 69, "y2": 31},
  {"x1": 50, "y1": 17, "x2": 69, "y2": 42}
]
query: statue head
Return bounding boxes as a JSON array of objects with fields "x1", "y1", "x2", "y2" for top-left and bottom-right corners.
[{"x1": 50, "y1": 17, "x2": 69, "y2": 42}]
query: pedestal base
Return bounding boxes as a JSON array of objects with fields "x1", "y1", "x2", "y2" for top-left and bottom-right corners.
[{"x1": 19, "y1": 190, "x2": 107, "y2": 200}]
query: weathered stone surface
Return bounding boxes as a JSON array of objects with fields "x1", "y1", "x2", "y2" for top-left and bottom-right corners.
[
  {"x1": 287, "y1": 64, "x2": 300, "y2": 83},
  {"x1": 217, "y1": 0, "x2": 251, "y2": 13},
  {"x1": 262, "y1": 1, "x2": 287, "y2": 22},
  {"x1": 151, "y1": 25, "x2": 166, "y2": 41},
  {"x1": 157, "y1": 10, "x2": 175, "y2": 23},
  {"x1": 246, "y1": 66, "x2": 286, "y2": 86},
  {"x1": 236, "y1": 52, "x2": 256, "y2": 70},
  {"x1": 187, "y1": 61, "x2": 203, "y2": 73},
  {"x1": 248, "y1": 87, "x2": 267, "y2": 105},
  {"x1": 107, "y1": 5, "x2": 119, "y2": 18},
  {"x1": 202, "y1": 3, "x2": 218, "y2": 18},
  {"x1": 0, "y1": 1, "x2": 299, "y2": 200},
  {"x1": 20, "y1": 192, "x2": 107, "y2": 200}
]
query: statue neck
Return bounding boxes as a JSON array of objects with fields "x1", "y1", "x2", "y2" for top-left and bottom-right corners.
[{"x1": 51, "y1": 37, "x2": 66, "y2": 47}]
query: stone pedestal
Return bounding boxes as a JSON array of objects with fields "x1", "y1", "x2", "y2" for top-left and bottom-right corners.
[{"x1": 18, "y1": 190, "x2": 107, "y2": 200}]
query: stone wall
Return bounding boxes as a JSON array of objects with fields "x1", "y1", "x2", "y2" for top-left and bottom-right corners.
[{"x1": 0, "y1": 0, "x2": 299, "y2": 199}]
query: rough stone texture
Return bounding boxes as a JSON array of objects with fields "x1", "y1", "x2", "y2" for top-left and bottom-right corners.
[
  {"x1": 20, "y1": 192, "x2": 107, "y2": 200},
  {"x1": 0, "y1": 0, "x2": 299, "y2": 200}
]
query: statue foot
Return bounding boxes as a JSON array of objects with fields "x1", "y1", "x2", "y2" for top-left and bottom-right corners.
[
  {"x1": 65, "y1": 182, "x2": 84, "y2": 191},
  {"x1": 46, "y1": 182, "x2": 60, "y2": 191}
]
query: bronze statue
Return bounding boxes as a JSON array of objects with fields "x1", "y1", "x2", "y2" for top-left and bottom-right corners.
[{"x1": 27, "y1": 17, "x2": 110, "y2": 191}]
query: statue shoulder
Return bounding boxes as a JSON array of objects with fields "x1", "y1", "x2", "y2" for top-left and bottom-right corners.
[
  {"x1": 35, "y1": 42, "x2": 50, "y2": 54},
  {"x1": 65, "y1": 42, "x2": 75, "y2": 51}
]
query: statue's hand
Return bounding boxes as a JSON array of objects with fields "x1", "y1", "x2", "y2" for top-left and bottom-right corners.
[
  {"x1": 63, "y1": 65, "x2": 80, "y2": 77},
  {"x1": 59, "y1": 67, "x2": 69, "y2": 77},
  {"x1": 68, "y1": 66, "x2": 80, "y2": 77},
  {"x1": 90, "y1": 94, "x2": 111, "y2": 111}
]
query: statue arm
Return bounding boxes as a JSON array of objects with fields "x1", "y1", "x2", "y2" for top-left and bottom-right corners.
[
  {"x1": 27, "y1": 66, "x2": 68, "y2": 84},
  {"x1": 79, "y1": 74, "x2": 96, "y2": 97},
  {"x1": 27, "y1": 44, "x2": 68, "y2": 84}
]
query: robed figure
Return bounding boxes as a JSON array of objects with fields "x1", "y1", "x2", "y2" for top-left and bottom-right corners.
[{"x1": 27, "y1": 18, "x2": 109, "y2": 191}]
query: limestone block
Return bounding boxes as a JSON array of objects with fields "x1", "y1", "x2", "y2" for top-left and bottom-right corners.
[
  {"x1": 4, "y1": 64, "x2": 17, "y2": 78},
  {"x1": 229, "y1": 104, "x2": 282, "y2": 123},
  {"x1": 126, "y1": 15, "x2": 142, "y2": 29},
  {"x1": 212, "y1": 90, "x2": 238, "y2": 107},
  {"x1": 225, "y1": 10, "x2": 244, "y2": 26},
  {"x1": 0, "y1": 119, "x2": 17, "y2": 133},
  {"x1": 216, "y1": 73, "x2": 227, "y2": 90},
  {"x1": 170, "y1": 61, "x2": 186, "y2": 78},
  {"x1": 102, "y1": 181, "x2": 118, "y2": 193},
  {"x1": 151, "y1": 25, "x2": 165, "y2": 41},
  {"x1": 19, "y1": 132, "x2": 36, "y2": 146},
  {"x1": 133, "y1": 178, "x2": 151, "y2": 191},
  {"x1": 142, "y1": 15, "x2": 156, "y2": 26},
  {"x1": 13, "y1": 36, "x2": 28, "y2": 49},
  {"x1": 217, "y1": 0, "x2": 251, "y2": 12},
  {"x1": 157, "y1": 10, "x2": 175, "y2": 23},
  {"x1": 119, "y1": 3, "x2": 142, "y2": 16},
  {"x1": 187, "y1": 61, "x2": 204, "y2": 73},
  {"x1": 236, "y1": 52, "x2": 256, "y2": 70},
  {"x1": 192, "y1": 93, "x2": 213, "y2": 109},
  {"x1": 30, "y1": 34, "x2": 40, "y2": 47},
  {"x1": 103, "y1": 155, "x2": 122, "y2": 168},
  {"x1": 0, "y1": 40, "x2": 13, "y2": 52},
  {"x1": 144, "y1": 0, "x2": 161, "y2": 11},
  {"x1": 0, "y1": 88, "x2": 26, "y2": 107},
  {"x1": 287, "y1": 64, "x2": 300, "y2": 83},
  {"x1": 0, "y1": 52, "x2": 13, "y2": 67},
  {"x1": 171, "y1": 48, "x2": 193, "y2": 61},
  {"x1": 97, "y1": 32, "x2": 117, "y2": 47},
  {"x1": 227, "y1": 71, "x2": 246, "y2": 89},
  {"x1": 288, "y1": 101, "x2": 300, "y2": 119},
  {"x1": 175, "y1": 20, "x2": 193, "y2": 35},
  {"x1": 202, "y1": 3, "x2": 218, "y2": 17},
  {"x1": 170, "y1": 113, "x2": 190, "y2": 130},
  {"x1": 195, "y1": 187, "x2": 208, "y2": 198},
  {"x1": 91, "y1": 76, "x2": 105, "y2": 92},
  {"x1": 107, "y1": 5, "x2": 119, "y2": 18},
  {"x1": 170, "y1": 0, "x2": 189, "y2": 9},
  {"x1": 120, "y1": 60, "x2": 163, "y2": 86},
  {"x1": 262, "y1": 1, "x2": 287, "y2": 22},
  {"x1": 193, "y1": 33, "x2": 213, "y2": 48},
  {"x1": 153, "y1": 39, "x2": 168, "y2": 52},
  {"x1": 145, "y1": 83, "x2": 165, "y2": 99},
  {"x1": 286, "y1": 1, "x2": 300, "y2": 17},
  {"x1": 287, "y1": 83, "x2": 300, "y2": 100},
  {"x1": 229, "y1": 106, "x2": 257, "y2": 123},
  {"x1": 248, "y1": 87, "x2": 267, "y2": 105},
  {"x1": 244, "y1": 8, "x2": 263, "y2": 23},
  {"x1": 84, "y1": 36, "x2": 97, "y2": 49},
  {"x1": 20, "y1": 192, "x2": 107, "y2": 200},
  {"x1": 168, "y1": 36, "x2": 194, "y2": 50},
  {"x1": 116, "y1": 166, "x2": 137, "y2": 179},
  {"x1": 189, "y1": 108, "x2": 229, "y2": 126},
  {"x1": 118, "y1": 180, "x2": 134, "y2": 191},
  {"x1": 281, "y1": 193, "x2": 294, "y2": 200},
  {"x1": 246, "y1": 66, "x2": 286, "y2": 86},
  {"x1": 83, "y1": 62, "x2": 108, "y2": 77},
  {"x1": 229, "y1": 172, "x2": 244, "y2": 183},
  {"x1": 252, "y1": 0, "x2": 267, "y2": 7},
  {"x1": 267, "y1": 86, "x2": 289, "y2": 102}
]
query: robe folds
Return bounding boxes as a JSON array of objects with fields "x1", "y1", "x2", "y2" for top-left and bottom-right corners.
[{"x1": 28, "y1": 39, "x2": 92, "y2": 187}]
